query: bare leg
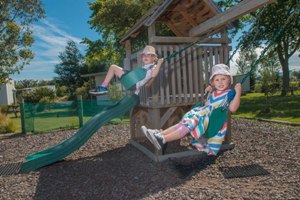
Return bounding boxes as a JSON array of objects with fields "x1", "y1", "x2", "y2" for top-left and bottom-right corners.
[
  {"x1": 103, "y1": 64, "x2": 125, "y2": 83},
  {"x1": 161, "y1": 124, "x2": 189, "y2": 143}
]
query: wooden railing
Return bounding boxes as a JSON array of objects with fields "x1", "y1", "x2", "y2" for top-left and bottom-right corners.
[{"x1": 128, "y1": 44, "x2": 229, "y2": 108}]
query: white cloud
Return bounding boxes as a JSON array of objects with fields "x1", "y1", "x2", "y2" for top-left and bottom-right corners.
[{"x1": 12, "y1": 19, "x2": 88, "y2": 80}]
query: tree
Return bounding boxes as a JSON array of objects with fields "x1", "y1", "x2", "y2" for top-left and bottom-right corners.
[
  {"x1": 84, "y1": 0, "x2": 160, "y2": 70},
  {"x1": 0, "y1": 0, "x2": 45, "y2": 83},
  {"x1": 236, "y1": 47, "x2": 258, "y2": 90},
  {"x1": 54, "y1": 40, "x2": 85, "y2": 95},
  {"x1": 15, "y1": 79, "x2": 39, "y2": 89},
  {"x1": 239, "y1": 0, "x2": 300, "y2": 96},
  {"x1": 258, "y1": 52, "x2": 281, "y2": 113}
]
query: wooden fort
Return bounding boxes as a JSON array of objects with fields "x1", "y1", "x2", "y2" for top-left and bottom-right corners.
[{"x1": 120, "y1": 0, "x2": 274, "y2": 161}]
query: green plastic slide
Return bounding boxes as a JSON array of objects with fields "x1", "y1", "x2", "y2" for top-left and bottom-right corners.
[{"x1": 20, "y1": 94, "x2": 140, "y2": 173}]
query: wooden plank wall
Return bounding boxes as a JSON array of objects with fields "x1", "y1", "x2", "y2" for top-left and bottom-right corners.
[{"x1": 136, "y1": 44, "x2": 228, "y2": 108}]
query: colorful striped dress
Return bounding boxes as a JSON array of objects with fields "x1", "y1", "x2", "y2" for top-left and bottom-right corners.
[{"x1": 180, "y1": 89, "x2": 233, "y2": 156}]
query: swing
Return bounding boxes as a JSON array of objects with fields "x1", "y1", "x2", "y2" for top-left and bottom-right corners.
[
  {"x1": 194, "y1": 90, "x2": 236, "y2": 139},
  {"x1": 194, "y1": 7, "x2": 298, "y2": 140},
  {"x1": 119, "y1": 32, "x2": 210, "y2": 90},
  {"x1": 119, "y1": 67, "x2": 147, "y2": 90}
]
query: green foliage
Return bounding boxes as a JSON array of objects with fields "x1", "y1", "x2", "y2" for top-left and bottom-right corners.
[
  {"x1": 56, "y1": 85, "x2": 69, "y2": 97},
  {"x1": 259, "y1": 52, "x2": 281, "y2": 94},
  {"x1": 22, "y1": 87, "x2": 55, "y2": 103},
  {"x1": 75, "y1": 81, "x2": 91, "y2": 100},
  {"x1": 0, "y1": 112, "x2": 17, "y2": 134},
  {"x1": 15, "y1": 79, "x2": 55, "y2": 89},
  {"x1": 84, "y1": 0, "x2": 158, "y2": 68},
  {"x1": 0, "y1": 0, "x2": 45, "y2": 84},
  {"x1": 108, "y1": 82, "x2": 124, "y2": 101},
  {"x1": 239, "y1": 0, "x2": 300, "y2": 95},
  {"x1": 292, "y1": 70, "x2": 300, "y2": 80},
  {"x1": 54, "y1": 40, "x2": 85, "y2": 94}
]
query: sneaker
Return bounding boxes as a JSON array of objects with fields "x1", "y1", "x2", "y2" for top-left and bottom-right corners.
[
  {"x1": 141, "y1": 126, "x2": 160, "y2": 146},
  {"x1": 146, "y1": 130, "x2": 164, "y2": 150},
  {"x1": 97, "y1": 86, "x2": 108, "y2": 94}
]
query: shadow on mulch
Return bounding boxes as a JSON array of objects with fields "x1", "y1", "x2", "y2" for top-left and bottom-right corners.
[
  {"x1": 31, "y1": 144, "x2": 215, "y2": 200},
  {"x1": 163, "y1": 154, "x2": 218, "y2": 179}
]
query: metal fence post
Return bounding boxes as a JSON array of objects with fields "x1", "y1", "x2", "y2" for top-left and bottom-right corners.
[
  {"x1": 77, "y1": 95, "x2": 83, "y2": 127},
  {"x1": 20, "y1": 97, "x2": 26, "y2": 134}
]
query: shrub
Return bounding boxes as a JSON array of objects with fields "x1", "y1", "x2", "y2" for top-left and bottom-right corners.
[
  {"x1": 22, "y1": 88, "x2": 56, "y2": 103},
  {"x1": 56, "y1": 85, "x2": 69, "y2": 97},
  {"x1": 0, "y1": 112, "x2": 17, "y2": 134},
  {"x1": 109, "y1": 82, "x2": 124, "y2": 101}
]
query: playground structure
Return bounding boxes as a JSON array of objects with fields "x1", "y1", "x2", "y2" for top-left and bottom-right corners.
[
  {"x1": 20, "y1": 0, "x2": 275, "y2": 172},
  {"x1": 120, "y1": 0, "x2": 274, "y2": 161}
]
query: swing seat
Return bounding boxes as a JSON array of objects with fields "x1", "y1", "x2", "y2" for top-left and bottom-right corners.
[
  {"x1": 195, "y1": 89, "x2": 236, "y2": 139},
  {"x1": 120, "y1": 67, "x2": 147, "y2": 90},
  {"x1": 203, "y1": 107, "x2": 228, "y2": 138}
]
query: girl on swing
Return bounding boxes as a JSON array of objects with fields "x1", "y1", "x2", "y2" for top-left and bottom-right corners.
[
  {"x1": 91, "y1": 45, "x2": 164, "y2": 95},
  {"x1": 142, "y1": 64, "x2": 242, "y2": 156}
]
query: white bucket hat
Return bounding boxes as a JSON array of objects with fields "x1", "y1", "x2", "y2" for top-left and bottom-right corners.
[
  {"x1": 209, "y1": 64, "x2": 233, "y2": 84},
  {"x1": 141, "y1": 45, "x2": 157, "y2": 57}
]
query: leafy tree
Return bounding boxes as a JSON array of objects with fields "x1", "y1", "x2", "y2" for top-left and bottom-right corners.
[
  {"x1": 15, "y1": 79, "x2": 39, "y2": 89},
  {"x1": 15, "y1": 79, "x2": 55, "y2": 89},
  {"x1": 238, "y1": 0, "x2": 300, "y2": 96},
  {"x1": 84, "y1": 0, "x2": 160, "y2": 70},
  {"x1": 0, "y1": 0, "x2": 45, "y2": 84},
  {"x1": 22, "y1": 87, "x2": 55, "y2": 103},
  {"x1": 258, "y1": 52, "x2": 281, "y2": 113},
  {"x1": 292, "y1": 70, "x2": 300, "y2": 80},
  {"x1": 259, "y1": 52, "x2": 281, "y2": 93},
  {"x1": 54, "y1": 40, "x2": 85, "y2": 95}
]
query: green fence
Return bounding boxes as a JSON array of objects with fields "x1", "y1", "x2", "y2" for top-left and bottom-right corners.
[{"x1": 20, "y1": 96, "x2": 118, "y2": 133}]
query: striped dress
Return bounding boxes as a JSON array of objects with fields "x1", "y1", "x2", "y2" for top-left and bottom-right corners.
[{"x1": 180, "y1": 89, "x2": 233, "y2": 156}]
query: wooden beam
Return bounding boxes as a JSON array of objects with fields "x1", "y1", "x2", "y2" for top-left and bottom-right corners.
[
  {"x1": 149, "y1": 36, "x2": 231, "y2": 44},
  {"x1": 189, "y1": 0, "x2": 276, "y2": 37}
]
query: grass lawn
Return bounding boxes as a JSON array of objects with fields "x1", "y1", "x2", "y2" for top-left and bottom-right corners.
[
  {"x1": 233, "y1": 91, "x2": 300, "y2": 123},
  {"x1": 6, "y1": 91, "x2": 299, "y2": 133},
  {"x1": 8, "y1": 112, "x2": 129, "y2": 133}
]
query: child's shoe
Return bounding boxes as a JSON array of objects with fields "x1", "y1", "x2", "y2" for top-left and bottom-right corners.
[
  {"x1": 97, "y1": 86, "x2": 108, "y2": 94},
  {"x1": 150, "y1": 132, "x2": 165, "y2": 150},
  {"x1": 141, "y1": 126, "x2": 164, "y2": 150},
  {"x1": 141, "y1": 126, "x2": 160, "y2": 144}
]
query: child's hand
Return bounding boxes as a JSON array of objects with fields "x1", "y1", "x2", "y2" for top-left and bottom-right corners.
[
  {"x1": 205, "y1": 85, "x2": 212, "y2": 93},
  {"x1": 234, "y1": 83, "x2": 242, "y2": 95},
  {"x1": 157, "y1": 58, "x2": 164, "y2": 65}
]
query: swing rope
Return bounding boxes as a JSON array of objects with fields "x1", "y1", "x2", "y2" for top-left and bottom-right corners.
[
  {"x1": 225, "y1": 4, "x2": 268, "y2": 66},
  {"x1": 120, "y1": 31, "x2": 213, "y2": 89},
  {"x1": 240, "y1": 9, "x2": 299, "y2": 85},
  {"x1": 202, "y1": 8, "x2": 299, "y2": 139}
]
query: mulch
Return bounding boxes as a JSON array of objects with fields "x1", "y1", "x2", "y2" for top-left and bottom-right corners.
[{"x1": 0, "y1": 118, "x2": 299, "y2": 200}]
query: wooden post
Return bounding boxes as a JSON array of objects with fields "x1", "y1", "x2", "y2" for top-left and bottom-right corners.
[
  {"x1": 20, "y1": 97, "x2": 26, "y2": 134},
  {"x1": 124, "y1": 40, "x2": 132, "y2": 70},
  {"x1": 77, "y1": 95, "x2": 84, "y2": 128}
]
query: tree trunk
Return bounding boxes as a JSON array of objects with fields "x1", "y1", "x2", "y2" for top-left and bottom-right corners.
[
  {"x1": 280, "y1": 59, "x2": 290, "y2": 96},
  {"x1": 276, "y1": 45, "x2": 290, "y2": 96}
]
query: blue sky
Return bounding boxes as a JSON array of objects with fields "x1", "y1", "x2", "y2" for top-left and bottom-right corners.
[
  {"x1": 11, "y1": 0, "x2": 299, "y2": 80},
  {"x1": 11, "y1": 0, "x2": 99, "y2": 81}
]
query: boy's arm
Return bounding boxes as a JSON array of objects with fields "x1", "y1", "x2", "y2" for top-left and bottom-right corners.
[
  {"x1": 151, "y1": 58, "x2": 164, "y2": 78},
  {"x1": 229, "y1": 83, "x2": 242, "y2": 113}
]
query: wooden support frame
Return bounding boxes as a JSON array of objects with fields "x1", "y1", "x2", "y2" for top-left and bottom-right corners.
[
  {"x1": 130, "y1": 139, "x2": 235, "y2": 162},
  {"x1": 189, "y1": 0, "x2": 276, "y2": 37},
  {"x1": 149, "y1": 36, "x2": 231, "y2": 44}
]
